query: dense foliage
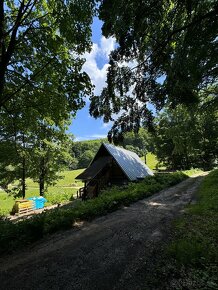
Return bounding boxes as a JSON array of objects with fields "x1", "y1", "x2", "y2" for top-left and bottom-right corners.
[
  {"x1": 70, "y1": 139, "x2": 107, "y2": 169},
  {"x1": 152, "y1": 97, "x2": 218, "y2": 170},
  {"x1": 0, "y1": 0, "x2": 95, "y2": 108},
  {"x1": 90, "y1": 0, "x2": 218, "y2": 142},
  {"x1": 69, "y1": 129, "x2": 152, "y2": 169},
  {"x1": 0, "y1": 0, "x2": 96, "y2": 196}
]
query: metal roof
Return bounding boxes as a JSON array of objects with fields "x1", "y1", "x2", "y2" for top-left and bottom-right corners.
[{"x1": 103, "y1": 143, "x2": 153, "y2": 181}]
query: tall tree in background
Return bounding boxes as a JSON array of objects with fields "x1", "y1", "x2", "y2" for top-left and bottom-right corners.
[
  {"x1": 122, "y1": 128, "x2": 152, "y2": 162},
  {"x1": 152, "y1": 93, "x2": 218, "y2": 170},
  {"x1": 0, "y1": 102, "x2": 34, "y2": 197},
  {"x1": 30, "y1": 120, "x2": 73, "y2": 196},
  {"x1": 90, "y1": 0, "x2": 218, "y2": 141}
]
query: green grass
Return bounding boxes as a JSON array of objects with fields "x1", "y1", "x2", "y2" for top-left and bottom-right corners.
[
  {"x1": 0, "y1": 192, "x2": 14, "y2": 216},
  {"x1": 166, "y1": 169, "x2": 218, "y2": 288},
  {"x1": 140, "y1": 153, "x2": 158, "y2": 170},
  {"x1": 182, "y1": 168, "x2": 203, "y2": 177},
  {"x1": 146, "y1": 152, "x2": 159, "y2": 170},
  {"x1": 0, "y1": 169, "x2": 84, "y2": 215},
  {"x1": 45, "y1": 187, "x2": 78, "y2": 205},
  {"x1": 0, "y1": 170, "x2": 195, "y2": 255},
  {"x1": 141, "y1": 153, "x2": 167, "y2": 170},
  {"x1": 12, "y1": 169, "x2": 84, "y2": 188}
]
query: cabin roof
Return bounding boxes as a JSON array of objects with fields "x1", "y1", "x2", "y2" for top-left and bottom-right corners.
[
  {"x1": 76, "y1": 143, "x2": 153, "y2": 181},
  {"x1": 102, "y1": 143, "x2": 153, "y2": 181},
  {"x1": 75, "y1": 156, "x2": 112, "y2": 180}
]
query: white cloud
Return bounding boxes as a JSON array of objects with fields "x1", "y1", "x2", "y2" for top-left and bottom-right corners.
[
  {"x1": 101, "y1": 121, "x2": 113, "y2": 129},
  {"x1": 82, "y1": 36, "x2": 116, "y2": 97},
  {"x1": 74, "y1": 136, "x2": 89, "y2": 142},
  {"x1": 100, "y1": 36, "x2": 116, "y2": 57}
]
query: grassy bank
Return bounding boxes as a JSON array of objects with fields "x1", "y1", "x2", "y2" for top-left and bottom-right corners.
[
  {"x1": 168, "y1": 169, "x2": 218, "y2": 289},
  {"x1": 149, "y1": 169, "x2": 218, "y2": 289},
  {"x1": 0, "y1": 170, "x2": 197, "y2": 256}
]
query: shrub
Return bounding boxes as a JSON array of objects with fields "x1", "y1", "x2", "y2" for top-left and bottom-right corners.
[{"x1": 0, "y1": 171, "x2": 191, "y2": 255}]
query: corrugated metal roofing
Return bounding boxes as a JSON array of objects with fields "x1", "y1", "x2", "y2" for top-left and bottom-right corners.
[{"x1": 103, "y1": 143, "x2": 153, "y2": 181}]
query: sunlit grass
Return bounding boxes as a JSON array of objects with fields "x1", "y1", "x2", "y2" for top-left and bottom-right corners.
[
  {"x1": 140, "y1": 153, "x2": 158, "y2": 169},
  {"x1": 146, "y1": 152, "x2": 158, "y2": 169},
  {"x1": 12, "y1": 169, "x2": 84, "y2": 188},
  {"x1": 0, "y1": 169, "x2": 84, "y2": 215}
]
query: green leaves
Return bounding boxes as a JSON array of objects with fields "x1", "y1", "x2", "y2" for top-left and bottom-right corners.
[
  {"x1": 151, "y1": 98, "x2": 218, "y2": 170},
  {"x1": 90, "y1": 0, "x2": 218, "y2": 140},
  {"x1": 0, "y1": 0, "x2": 96, "y2": 192}
]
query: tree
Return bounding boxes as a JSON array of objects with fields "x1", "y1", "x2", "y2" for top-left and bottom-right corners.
[
  {"x1": 0, "y1": 104, "x2": 33, "y2": 198},
  {"x1": 0, "y1": 0, "x2": 95, "y2": 109},
  {"x1": 70, "y1": 139, "x2": 107, "y2": 169},
  {"x1": 122, "y1": 128, "x2": 152, "y2": 161},
  {"x1": 90, "y1": 0, "x2": 218, "y2": 141},
  {"x1": 0, "y1": 0, "x2": 96, "y2": 195},
  {"x1": 77, "y1": 150, "x2": 95, "y2": 168},
  {"x1": 29, "y1": 120, "x2": 73, "y2": 196},
  {"x1": 152, "y1": 96, "x2": 218, "y2": 170},
  {"x1": 0, "y1": 142, "x2": 19, "y2": 191}
]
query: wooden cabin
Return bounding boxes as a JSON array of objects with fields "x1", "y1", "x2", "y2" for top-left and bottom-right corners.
[{"x1": 75, "y1": 143, "x2": 153, "y2": 200}]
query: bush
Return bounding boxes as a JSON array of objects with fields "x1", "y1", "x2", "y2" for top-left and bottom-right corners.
[
  {"x1": 45, "y1": 191, "x2": 74, "y2": 205},
  {"x1": 0, "y1": 171, "x2": 191, "y2": 255}
]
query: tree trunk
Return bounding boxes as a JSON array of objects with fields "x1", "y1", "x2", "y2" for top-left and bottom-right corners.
[
  {"x1": 0, "y1": 0, "x2": 6, "y2": 106},
  {"x1": 21, "y1": 156, "x2": 26, "y2": 199},
  {"x1": 39, "y1": 157, "x2": 45, "y2": 196},
  {"x1": 39, "y1": 175, "x2": 44, "y2": 196}
]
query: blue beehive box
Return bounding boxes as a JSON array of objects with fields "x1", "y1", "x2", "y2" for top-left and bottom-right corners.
[
  {"x1": 35, "y1": 197, "x2": 47, "y2": 209},
  {"x1": 27, "y1": 197, "x2": 47, "y2": 210}
]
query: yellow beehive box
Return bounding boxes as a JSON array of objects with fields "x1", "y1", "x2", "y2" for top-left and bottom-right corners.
[{"x1": 13, "y1": 199, "x2": 34, "y2": 214}]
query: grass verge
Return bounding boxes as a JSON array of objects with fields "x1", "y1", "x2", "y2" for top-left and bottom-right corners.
[
  {"x1": 148, "y1": 169, "x2": 218, "y2": 289},
  {"x1": 0, "y1": 170, "x2": 194, "y2": 256}
]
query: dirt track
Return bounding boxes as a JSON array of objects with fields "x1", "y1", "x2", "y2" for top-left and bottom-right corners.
[{"x1": 0, "y1": 173, "x2": 207, "y2": 290}]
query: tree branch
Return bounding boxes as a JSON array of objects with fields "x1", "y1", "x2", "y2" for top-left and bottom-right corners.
[{"x1": 132, "y1": 4, "x2": 218, "y2": 72}]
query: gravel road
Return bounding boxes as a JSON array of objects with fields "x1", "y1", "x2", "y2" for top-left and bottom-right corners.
[{"x1": 0, "y1": 173, "x2": 207, "y2": 290}]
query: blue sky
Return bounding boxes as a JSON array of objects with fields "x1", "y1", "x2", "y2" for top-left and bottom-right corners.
[{"x1": 68, "y1": 18, "x2": 115, "y2": 141}]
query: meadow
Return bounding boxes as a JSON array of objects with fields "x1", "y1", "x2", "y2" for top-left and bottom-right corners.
[{"x1": 0, "y1": 169, "x2": 84, "y2": 215}]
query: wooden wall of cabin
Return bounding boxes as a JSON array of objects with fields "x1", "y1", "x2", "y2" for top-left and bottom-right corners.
[
  {"x1": 109, "y1": 160, "x2": 128, "y2": 184},
  {"x1": 86, "y1": 165, "x2": 111, "y2": 198},
  {"x1": 85, "y1": 159, "x2": 128, "y2": 199}
]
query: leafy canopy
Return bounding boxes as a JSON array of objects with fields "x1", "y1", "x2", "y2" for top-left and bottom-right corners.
[
  {"x1": 0, "y1": 0, "x2": 96, "y2": 113},
  {"x1": 90, "y1": 0, "x2": 218, "y2": 142}
]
